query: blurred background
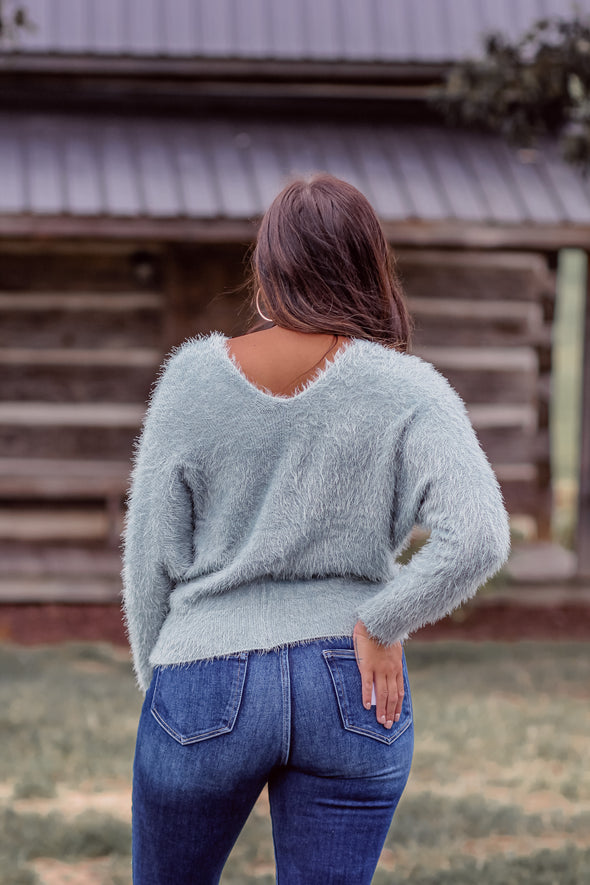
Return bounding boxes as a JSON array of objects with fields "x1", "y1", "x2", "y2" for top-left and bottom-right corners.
[{"x1": 0, "y1": 2, "x2": 589, "y2": 884}]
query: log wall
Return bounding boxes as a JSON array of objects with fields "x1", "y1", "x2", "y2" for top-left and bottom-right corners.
[
  {"x1": 397, "y1": 249, "x2": 554, "y2": 536},
  {"x1": 0, "y1": 242, "x2": 556, "y2": 601},
  {"x1": 0, "y1": 247, "x2": 165, "y2": 600}
]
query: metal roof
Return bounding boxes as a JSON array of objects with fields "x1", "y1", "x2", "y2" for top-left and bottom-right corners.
[
  {"x1": 0, "y1": 112, "x2": 588, "y2": 227},
  {"x1": 7, "y1": 0, "x2": 590, "y2": 64}
]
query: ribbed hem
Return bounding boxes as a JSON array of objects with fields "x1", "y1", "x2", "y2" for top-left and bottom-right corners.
[{"x1": 149, "y1": 575, "x2": 387, "y2": 667}]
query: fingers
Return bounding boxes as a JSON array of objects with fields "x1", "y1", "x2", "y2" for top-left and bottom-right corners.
[
  {"x1": 375, "y1": 671, "x2": 405, "y2": 730},
  {"x1": 362, "y1": 673, "x2": 374, "y2": 711},
  {"x1": 394, "y1": 670, "x2": 405, "y2": 723},
  {"x1": 373, "y1": 673, "x2": 386, "y2": 725}
]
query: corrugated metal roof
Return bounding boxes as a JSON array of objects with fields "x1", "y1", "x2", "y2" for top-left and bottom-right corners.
[
  {"x1": 0, "y1": 112, "x2": 588, "y2": 226},
  {"x1": 7, "y1": 0, "x2": 590, "y2": 64}
]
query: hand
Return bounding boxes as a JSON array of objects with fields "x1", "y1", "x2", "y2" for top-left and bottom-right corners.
[{"x1": 353, "y1": 620, "x2": 404, "y2": 730}]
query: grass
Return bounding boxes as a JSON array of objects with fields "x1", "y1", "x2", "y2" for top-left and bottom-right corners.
[{"x1": 1, "y1": 640, "x2": 589, "y2": 884}]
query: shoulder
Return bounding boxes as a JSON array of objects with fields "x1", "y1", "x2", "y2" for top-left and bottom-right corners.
[
  {"x1": 137, "y1": 332, "x2": 224, "y2": 443},
  {"x1": 159, "y1": 330, "x2": 222, "y2": 376},
  {"x1": 354, "y1": 339, "x2": 466, "y2": 416},
  {"x1": 149, "y1": 331, "x2": 223, "y2": 398}
]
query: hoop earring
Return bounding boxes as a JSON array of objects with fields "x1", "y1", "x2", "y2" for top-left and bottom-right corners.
[{"x1": 256, "y1": 289, "x2": 272, "y2": 323}]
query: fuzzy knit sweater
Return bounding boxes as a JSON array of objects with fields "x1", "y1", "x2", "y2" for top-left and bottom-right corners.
[{"x1": 121, "y1": 330, "x2": 510, "y2": 692}]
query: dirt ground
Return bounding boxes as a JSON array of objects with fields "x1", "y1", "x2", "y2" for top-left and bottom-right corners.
[{"x1": 1, "y1": 639, "x2": 589, "y2": 884}]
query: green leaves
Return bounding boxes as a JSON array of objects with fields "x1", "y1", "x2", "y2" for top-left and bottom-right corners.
[
  {"x1": 0, "y1": 1, "x2": 34, "y2": 46},
  {"x1": 434, "y1": 15, "x2": 590, "y2": 173}
]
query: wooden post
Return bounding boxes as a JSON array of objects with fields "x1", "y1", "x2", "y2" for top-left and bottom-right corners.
[{"x1": 577, "y1": 252, "x2": 590, "y2": 578}]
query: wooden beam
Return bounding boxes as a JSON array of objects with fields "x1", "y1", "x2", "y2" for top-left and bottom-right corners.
[
  {"x1": 0, "y1": 577, "x2": 121, "y2": 603},
  {"x1": 0, "y1": 292, "x2": 163, "y2": 310},
  {"x1": 0, "y1": 54, "x2": 449, "y2": 84},
  {"x1": 0, "y1": 215, "x2": 589, "y2": 250},
  {"x1": 0, "y1": 458, "x2": 130, "y2": 497},
  {"x1": 0, "y1": 402, "x2": 144, "y2": 427},
  {"x1": 466, "y1": 404, "x2": 538, "y2": 432},
  {"x1": 577, "y1": 253, "x2": 590, "y2": 577},
  {"x1": 0, "y1": 347, "x2": 160, "y2": 366},
  {"x1": 0, "y1": 508, "x2": 110, "y2": 541},
  {"x1": 387, "y1": 223, "x2": 590, "y2": 251},
  {"x1": 414, "y1": 346, "x2": 538, "y2": 372},
  {"x1": 0, "y1": 215, "x2": 257, "y2": 242},
  {"x1": 0, "y1": 239, "x2": 156, "y2": 255}
]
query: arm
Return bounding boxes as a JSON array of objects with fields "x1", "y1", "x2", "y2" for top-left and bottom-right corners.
[
  {"x1": 356, "y1": 371, "x2": 510, "y2": 647},
  {"x1": 121, "y1": 352, "x2": 196, "y2": 692}
]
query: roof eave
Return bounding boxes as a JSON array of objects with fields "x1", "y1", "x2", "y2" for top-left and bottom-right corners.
[
  {"x1": 0, "y1": 214, "x2": 587, "y2": 251},
  {"x1": 0, "y1": 53, "x2": 450, "y2": 85}
]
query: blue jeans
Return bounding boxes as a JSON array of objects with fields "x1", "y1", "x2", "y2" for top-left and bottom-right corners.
[{"x1": 132, "y1": 636, "x2": 414, "y2": 884}]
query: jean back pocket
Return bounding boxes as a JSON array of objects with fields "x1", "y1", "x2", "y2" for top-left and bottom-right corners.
[
  {"x1": 322, "y1": 648, "x2": 412, "y2": 745},
  {"x1": 150, "y1": 653, "x2": 248, "y2": 745}
]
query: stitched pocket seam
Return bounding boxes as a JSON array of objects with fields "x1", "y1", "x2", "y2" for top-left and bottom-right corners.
[
  {"x1": 150, "y1": 653, "x2": 248, "y2": 746},
  {"x1": 322, "y1": 649, "x2": 413, "y2": 746}
]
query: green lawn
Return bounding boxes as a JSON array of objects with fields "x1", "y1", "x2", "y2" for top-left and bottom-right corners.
[{"x1": 1, "y1": 640, "x2": 589, "y2": 884}]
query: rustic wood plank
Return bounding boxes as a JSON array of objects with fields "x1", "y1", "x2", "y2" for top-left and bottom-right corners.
[
  {"x1": 493, "y1": 463, "x2": 538, "y2": 482},
  {"x1": 398, "y1": 249, "x2": 551, "y2": 274},
  {"x1": 0, "y1": 426, "x2": 136, "y2": 460},
  {"x1": 409, "y1": 296, "x2": 547, "y2": 346},
  {"x1": 0, "y1": 292, "x2": 163, "y2": 310},
  {"x1": 0, "y1": 403, "x2": 144, "y2": 427},
  {"x1": 413, "y1": 346, "x2": 540, "y2": 405},
  {"x1": 467, "y1": 404, "x2": 538, "y2": 432},
  {"x1": 0, "y1": 544, "x2": 122, "y2": 576},
  {"x1": 473, "y1": 428, "x2": 549, "y2": 466},
  {"x1": 398, "y1": 249, "x2": 553, "y2": 302},
  {"x1": 0, "y1": 577, "x2": 121, "y2": 603},
  {"x1": 0, "y1": 364, "x2": 154, "y2": 403},
  {"x1": 0, "y1": 247, "x2": 163, "y2": 291},
  {"x1": 408, "y1": 297, "x2": 543, "y2": 323},
  {"x1": 386, "y1": 222, "x2": 590, "y2": 251},
  {"x1": 500, "y1": 479, "x2": 552, "y2": 520},
  {"x1": 430, "y1": 366, "x2": 538, "y2": 406},
  {"x1": 0, "y1": 314, "x2": 163, "y2": 350},
  {"x1": 0, "y1": 458, "x2": 130, "y2": 497},
  {"x1": 415, "y1": 346, "x2": 537, "y2": 372},
  {"x1": 0, "y1": 509, "x2": 110, "y2": 541},
  {"x1": 0, "y1": 348, "x2": 160, "y2": 366}
]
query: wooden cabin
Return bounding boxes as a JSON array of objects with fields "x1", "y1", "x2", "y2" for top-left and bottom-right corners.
[{"x1": 1, "y1": 0, "x2": 589, "y2": 600}]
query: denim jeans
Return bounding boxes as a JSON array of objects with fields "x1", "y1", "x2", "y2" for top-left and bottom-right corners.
[{"x1": 132, "y1": 636, "x2": 414, "y2": 884}]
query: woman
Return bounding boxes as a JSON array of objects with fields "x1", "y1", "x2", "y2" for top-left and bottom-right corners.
[{"x1": 122, "y1": 174, "x2": 510, "y2": 884}]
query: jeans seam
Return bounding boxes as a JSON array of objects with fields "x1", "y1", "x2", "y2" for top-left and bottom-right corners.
[
  {"x1": 224, "y1": 654, "x2": 243, "y2": 727},
  {"x1": 279, "y1": 647, "x2": 291, "y2": 766}
]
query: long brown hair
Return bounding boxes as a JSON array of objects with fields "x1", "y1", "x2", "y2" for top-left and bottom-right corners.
[{"x1": 247, "y1": 173, "x2": 412, "y2": 351}]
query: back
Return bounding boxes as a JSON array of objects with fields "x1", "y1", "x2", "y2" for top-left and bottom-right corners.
[
  {"x1": 122, "y1": 330, "x2": 510, "y2": 691},
  {"x1": 223, "y1": 328, "x2": 355, "y2": 399}
]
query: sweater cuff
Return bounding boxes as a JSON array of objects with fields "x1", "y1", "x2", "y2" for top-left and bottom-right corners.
[{"x1": 355, "y1": 601, "x2": 410, "y2": 647}]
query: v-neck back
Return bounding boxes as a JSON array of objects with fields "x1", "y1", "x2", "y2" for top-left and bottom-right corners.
[{"x1": 215, "y1": 332, "x2": 360, "y2": 403}]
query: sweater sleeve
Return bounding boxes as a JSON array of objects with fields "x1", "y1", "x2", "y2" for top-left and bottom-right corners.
[
  {"x1": 355, "y1": 370, "x2": 511, "y2": 646},
  {"x1": 121, "y1": 351, "x2": 196, "y2": 692}
]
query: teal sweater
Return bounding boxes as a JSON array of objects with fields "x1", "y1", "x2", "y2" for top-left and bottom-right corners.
[{"x1": 121, "y1": 331, "x2": 510, "y2": 691}]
